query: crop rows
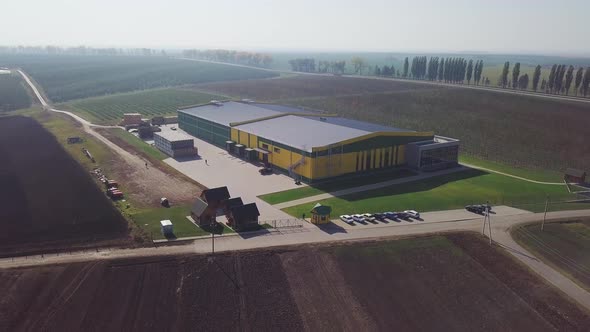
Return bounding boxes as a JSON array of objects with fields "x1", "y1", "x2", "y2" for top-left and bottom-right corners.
[
  {"x1": 66, "y1": 88, "x2": 222, "y2": 124},
  {"x1": 0, "y1": 55, "x2": 276, "y2": 102},
  {"x1": 0, "y1": 74, "x2": 31, "y2": 111}
]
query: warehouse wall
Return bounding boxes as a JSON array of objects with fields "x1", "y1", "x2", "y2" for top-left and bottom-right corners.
[
  {"x1": 227, "y1": 127, "x2": 432, "y2": 182},
  {"x1": 178, "y1": 112, "x2": 230, "y2": 147}
]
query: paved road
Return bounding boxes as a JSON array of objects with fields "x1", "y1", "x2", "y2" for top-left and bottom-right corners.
[
  {"x1": 179, "y1": 58, "x2": 590, "y2": 104},
  {"x1": 1, "y1": 209, "x2": 590, "y2": 311},
  {"x1": 274, "y1": 166, "x2": 468, "y2": 209}
]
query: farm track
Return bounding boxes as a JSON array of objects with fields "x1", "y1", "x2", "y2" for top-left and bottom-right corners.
[{"x1": 18, "y1": 70, "x2": 202, "y2": 207}]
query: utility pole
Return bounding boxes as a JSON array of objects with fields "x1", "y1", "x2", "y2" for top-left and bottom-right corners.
[
  {"x1": 482, "y1": 201, "x2": 492, "y2": 245},
  {"x1": 541, "y1": 195, "x2": 549, "y2": 231}
]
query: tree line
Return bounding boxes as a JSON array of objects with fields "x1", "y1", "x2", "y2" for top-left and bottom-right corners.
[
  {"x1": 182, "y1": 49, "x2": 272, "y2": 67},
  {"x1": 287, "y1": 54, "x2": 590, "y2": 97},
  {"x1": 0, "y1": 45, "x2": 168, "y2": 57},
  {"x1": 499, "y1": 62, "x2": 590, "y2": 96},
  {"x1": 289, "y1": 58, "x2": 346, "y2": 74}
]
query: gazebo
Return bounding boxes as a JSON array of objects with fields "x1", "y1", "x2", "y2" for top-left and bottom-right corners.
[{"x1": 310, "y1": 203, "x2": 332, "y2": 224}]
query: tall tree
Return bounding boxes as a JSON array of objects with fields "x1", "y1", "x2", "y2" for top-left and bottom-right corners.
[
  {"x1": 518, "y1": 74, "x2": 529, "y2": 90},
  {"x1": 511, "y1": 62, "x2": 520, "y2": 89},
  {"x1": 564, "y1": 65, "x2": 574, "y2": 95},
  {"x1": 582, "y1": 67, "x2": 590, "y2": 97},
  {"x1": 540, "y1": 78, "x2": 547, "y2": 91},
  {"x1": 466, "y1": 59, "x2": 473, "y2": 85},
  {"x1": 438, "y1": 58, "x2": 445, "y2": 81},
  {"x1": 500, "y1": 61, "x2": 510, "y2": 88},
  {"x1": 532, "y1": 65, "x2": 541, "y2": 92},
  {"x1": 555, "y1": 65, "x2": 565, "y2": 93},
  {"x1": 402, "y1": 57, "x2": 409, "y2": 78},
  {"x1": 351, "y1": 57, "x2": 366, "y2": 75},
  {"x1": 547, "y1": 64, "x2": 557, "y2": 93},
  {"x1": 575, "y1": 67, "x2": 584, "y2": 96}
]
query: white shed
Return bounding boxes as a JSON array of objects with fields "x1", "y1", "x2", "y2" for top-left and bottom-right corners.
[{"x1": 160, "y1": 220, "x2": 173, "y2": 236}]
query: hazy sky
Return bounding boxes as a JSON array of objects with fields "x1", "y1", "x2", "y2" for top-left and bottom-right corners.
[{"x1": 2, "y1": 0, "x2": 588, "y2": 55}]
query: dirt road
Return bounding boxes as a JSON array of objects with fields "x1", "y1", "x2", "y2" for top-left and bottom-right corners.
[{"x1": 18, "y1": 70, "x2": 201, "y2": 206}]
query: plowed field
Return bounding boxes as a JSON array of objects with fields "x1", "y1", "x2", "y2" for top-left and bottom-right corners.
[
  {"x1": 1, "y1": 233, "x2": 588, "y2": 331},
  {"x1": 0, "y1": 116, "x2": 128, "y2": 255}
]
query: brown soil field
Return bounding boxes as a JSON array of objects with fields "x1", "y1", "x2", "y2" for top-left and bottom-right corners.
[
  {"x1": 0, "y1": 116, "x2": 128, "y2": 255},
  {"x1": 1, "y1": 233, "x2": 588, "y2": 331},
  {"x1": 196, "y1": 75, "x2": 435, "y2": 100},
  {"x1": 94, "y1": 128, "x2": 205, "y2": 208},
  {"x1": 200, "y1": 76, "x2": 590, "y2": 171}
]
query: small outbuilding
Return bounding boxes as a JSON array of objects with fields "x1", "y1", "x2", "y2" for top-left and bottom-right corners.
[
  {"x1": 191, "y1": 187, "x2": 231, "y2": 226},
  {"x1": 228, "y1": 203, "x2": 260, "y2": 231},
  {"x1": 564, "y1": 168, "x2": 586, "y2": 184},
  {"x1": 310, "y1": 203, "x2": 332, "y2": 224},
  {"x1": 160, "y1": 220, "x2": 173, "y2": 236}
]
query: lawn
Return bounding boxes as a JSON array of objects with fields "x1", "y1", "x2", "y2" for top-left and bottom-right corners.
[
  {"x1": 513, "y1": 220, "x2": 590, "y2": 291},
  {"x1": 459, "y1": 155, "x2": 563, "y2": 183},
  {"x1": 0, "y1": 54, "x2": 277, "y2": 102},
  {"x1": 282, "y1": 169, "x2": 578, "y2": 217},
  {"x1": 259, "y1": 168, "x2": 416, "y2": 205},
  {"x1": 0, "y1": 73, "x2": 32, "y2": 111},
  {"x1": 129, "y1": 204, "x2": 234, "y2": 240},
  {"x1": 101, "y1": 128, "x2": 168, "y2": 160},
  {"x1": 62, "y1": 88, "x2": 224, "y2": 125}
]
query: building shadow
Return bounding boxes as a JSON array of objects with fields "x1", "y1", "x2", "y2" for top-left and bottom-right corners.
[
  {"x1": 237, "y1": 227, "x2": 272, "y2": 239},
  {"x1": 317, "y1": 222, "x2": 347, "y2": 235},
  {"x1": 174, "y1": 155, "x2": 202, "y2": 162}
]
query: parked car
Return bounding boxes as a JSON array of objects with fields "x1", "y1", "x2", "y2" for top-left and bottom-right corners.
[
  {"x1": 384, "y1": 211, "x2": 398, "y2": 220},
  {"x1": 363, "y1": 213, "x2": 376, "y2": 222},
  {"x1": 352, "y1": 214, "x2": 366, "y2": 223},
  {"x1": 373, "y1": 213, "x2": 386, "y2": 221},
  {"x1": 340, "y1": 215, "x2": 354, "y2": 224},
  {"x1": 404, "y1": 210, "x2": 420, "y2": 219},
  {"x1": 465, "y1": 205, "x2": 484, "y2": 214},
  {"x1": 259, "y1": 167, "x2": 273, "y2": 175},
  {"x1": 397, "y1": 212, "x2": 410, "y2": 220},
  {"x1": 171, "y1": 127, "x2": 177, "y2": 130}
]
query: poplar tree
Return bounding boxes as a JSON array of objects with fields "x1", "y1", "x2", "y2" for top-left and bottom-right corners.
[
  {"x1": 532, "y1": 65, "x2": 541, "y2": 91},
  {"x1": 402, "y1": 57, "x2": 409, "y2": 78},
  {"x1": 576, "y1": 67, "x2": 584, "y2": 96},
  {"x1": 564, "y1": 65, "x2": 574, "y2": 95},
  {"x1": 438, "y1": 58, "x2": 445, "y2": 81},
  {"x1": 511, "y1": 62, "x2": 520, "y2": 89},
  {"x1": 466, "y1": 59, "x2": 473, "y2": 84},
  {"x1": 547, "y1": 64, "x2": 557, "y2": 93},
  {"x1": 500, "y1": 61, "x2": 510, "y2": 88}
]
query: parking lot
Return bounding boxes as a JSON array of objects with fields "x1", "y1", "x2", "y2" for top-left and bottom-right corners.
[
  {"x1": 330, "y1": 205, "x2": 532, "y2": 230},
  {"x1": 157, "y1": 125, "x2": 308, "y2": 222}
]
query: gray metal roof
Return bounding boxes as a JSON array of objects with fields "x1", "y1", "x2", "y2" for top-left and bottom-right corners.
[
  {"x1": 234, "y1": 115, "x2": 370, "y2": 152},
  {"x1": 179, "y1": 101, "x2": 280, "y2": 126},
  {"x1": 154, "y1": 130, "x2": 194, "y2": 142},
  {"x1": 254, "y1": 103, "x2": 410, "y2": 132}
]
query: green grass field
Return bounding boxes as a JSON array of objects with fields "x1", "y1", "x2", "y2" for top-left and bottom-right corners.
[
  {"x1": 0, "y1": 55, "x2": 277, "y2": 102},
  {"x1": 459, "y1": 155, "x2": 563, "y2": 183},
  {"x1": 259, "y1": 169, "x2": 415, "y2": 205},
  {"x1": 129, "y1": 204, "x2": 234, "y2": 240},
  {"x1": 62, "y1": 88, "x2": 223, "y2": 125},
  {"x1": 513, "y1": 220, "x2": 590, "y2": 291},
  {"x1": 0, "y1": 73, "x2": 32, "y2": 111},
  {"x1": 282, "y1": 169, "x2": 579, "y2": 218}
]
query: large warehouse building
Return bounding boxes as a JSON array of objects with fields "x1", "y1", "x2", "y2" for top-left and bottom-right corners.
[{"x1": 178, "y1": 101, "x2": 459, "y2": 183}]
